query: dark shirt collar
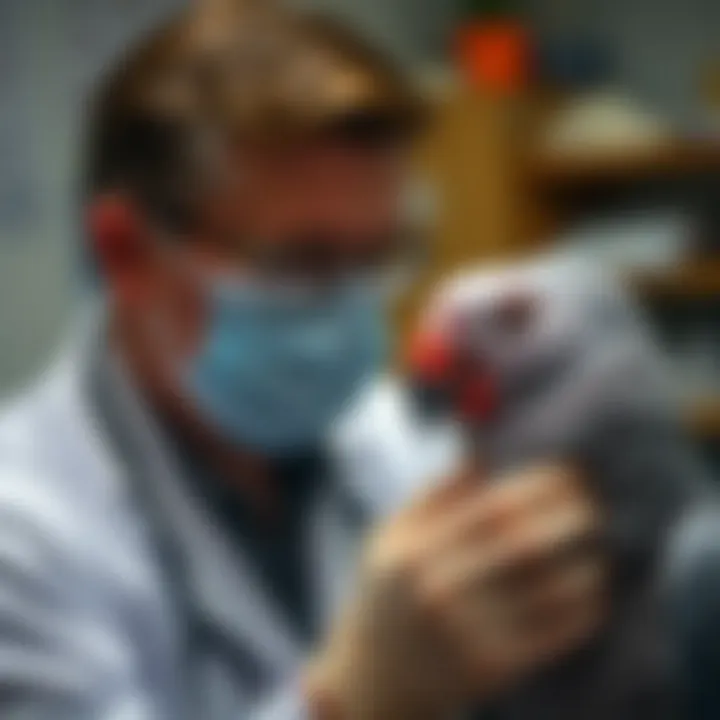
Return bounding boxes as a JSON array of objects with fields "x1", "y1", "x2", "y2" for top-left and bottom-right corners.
[
  {"x1": 163, "y1": 424, "x2": 330, "y2": 532},
  {"x1": 154, "y1": 407, "x2": 333, "y2": 643}
]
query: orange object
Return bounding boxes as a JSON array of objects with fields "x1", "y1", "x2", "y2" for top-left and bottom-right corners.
[
  {"x1": 456, "y1": 21, "x2": 530, "y2": 93},
  {"x1": 407, "y1": 331, "x2": 454, "y2": 384}
]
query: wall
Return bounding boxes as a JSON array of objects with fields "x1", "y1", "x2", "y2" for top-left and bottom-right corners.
[
  {"x1": 0, "y1": 0, "x2": 77, "y2": 393},
  {"x1": 0, "y1": 0, "x2": 185, "y2": 393}
]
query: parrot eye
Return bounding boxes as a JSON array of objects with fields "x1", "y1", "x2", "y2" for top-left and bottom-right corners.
[{"x1": 491, "y1": 291, "x2": 537, "y2": 336}]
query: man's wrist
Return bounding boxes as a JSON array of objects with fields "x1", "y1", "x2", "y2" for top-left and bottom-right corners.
[{"x1": 306, "y1": 650, "x2": 452, "y2": 720}]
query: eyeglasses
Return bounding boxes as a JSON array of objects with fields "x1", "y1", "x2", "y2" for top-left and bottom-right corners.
[
  {"x1": 200, "y1": 223, "x2": 433, "y2": 300},
  {"x1": 161, "y1": 180, "x2": 438, "y2": 300}
]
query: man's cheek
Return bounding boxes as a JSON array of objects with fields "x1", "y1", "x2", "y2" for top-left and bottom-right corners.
[
  {"x1": 138, "y1": 273, "x2": 208, "y2": 362},
  {"x1": 171, "y1": 281, "x2": 209, "y2": 360}
]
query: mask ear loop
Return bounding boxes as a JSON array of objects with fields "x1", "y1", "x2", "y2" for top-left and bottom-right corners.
[
  {"x1": 147, "y1": 227, "x2": 264, "y2": 304},
  {"x1": 126, "y1": 228, "x2": 216, "y2": 389}
]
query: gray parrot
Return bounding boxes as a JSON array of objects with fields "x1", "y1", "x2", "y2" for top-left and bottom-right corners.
[{"x1": 409, "y1": 254, "x2": 715, "y2": 720}]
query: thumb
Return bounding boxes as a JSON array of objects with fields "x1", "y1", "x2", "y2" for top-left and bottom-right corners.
[{"x1": 406, "y1": 460, "x2": 486, "y2": 522}]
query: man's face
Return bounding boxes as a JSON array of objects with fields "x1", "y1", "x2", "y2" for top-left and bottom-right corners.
[{"x1": 103, "y1": 141, "x2": 409, "y2": 369}]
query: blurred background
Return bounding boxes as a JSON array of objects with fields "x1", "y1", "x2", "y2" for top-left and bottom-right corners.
[{"x1": 0, "y1": 0, "x2": 718, "y2": 465}]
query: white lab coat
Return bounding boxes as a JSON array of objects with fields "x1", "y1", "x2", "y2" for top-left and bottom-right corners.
[{"x1": 0, "y1": 320, "x2": 460, "y2": 719}]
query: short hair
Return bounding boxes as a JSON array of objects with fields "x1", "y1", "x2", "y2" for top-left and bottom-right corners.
[{"x1": 83, "y1": 1, "x2": 428, "y2": 231}]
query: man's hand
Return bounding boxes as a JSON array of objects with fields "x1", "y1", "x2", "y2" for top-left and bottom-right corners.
[{"x1": 308, "y1": 464, "x2": 607, "y2": 719}]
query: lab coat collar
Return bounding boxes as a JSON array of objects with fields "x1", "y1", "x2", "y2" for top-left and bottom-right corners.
[{"x1": 80, "y1": 313, "x2": 369, "y2": 684}]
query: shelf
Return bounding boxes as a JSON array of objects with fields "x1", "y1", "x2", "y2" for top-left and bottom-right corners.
[
  {"x1": 628, "y1": 260, "x2": 720, "y2": 298},
  {"x1": 531, "y1": 141, "x2": 720, "y2": 188}
]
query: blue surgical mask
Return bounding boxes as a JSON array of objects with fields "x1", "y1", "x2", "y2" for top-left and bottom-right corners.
[{"x1": 185, "y1": 279, "x2": 387, "y2": 454}]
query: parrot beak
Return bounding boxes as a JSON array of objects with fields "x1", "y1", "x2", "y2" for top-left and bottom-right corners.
[
  {"x1": 407, "y1": 331, "x2": 457, "y2": 421},
  {"x1": 407, "y1": 330, "x2": 499, "y2": 425}
]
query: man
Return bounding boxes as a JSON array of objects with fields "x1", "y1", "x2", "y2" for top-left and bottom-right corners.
[{"x1": 0, "y1": 3, "x2": 608, "y2": 718}]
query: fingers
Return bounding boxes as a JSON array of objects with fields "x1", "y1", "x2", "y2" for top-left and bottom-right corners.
[
  {"x1": 406, "y1": 464, "x2": 606, "y2": 694},
  {"x1": 365, "y1": 463, "x2": 485, "y2": 579},
  {"x1": 409, "y1": 463, "x2": 589, "y2": 547},
  {"x1": 493, "y1": 463, "x2": 592, "y2": 511},
  {"x1": 404, "y1": 462, "x2": 484, "y2": 524},
  {"x1": 512, "y1": 559, "x2": 606, "y2": 624},
  {"x1": 420, "y1": 504, "x2": 600, "y2": 606},
  {"x1": 489, "y1": 502, "x2": 601, "y2": 579},
  {"x1": 419, "y1": 464, "x2": 599, "y2": 569},
  {"x1": 418, "y1": 535, "x2": 605, "y2": 642},
  {"x1": 516, "y1": 589, "x2": 606, "y2": 666},
  {"x1": 426, "y1": 556, "x2": 606, "y2": 690}
]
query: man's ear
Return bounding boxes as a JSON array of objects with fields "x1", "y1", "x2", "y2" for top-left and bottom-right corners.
[{"x1": 86, "y1": 194, "x2": 154, "y2": 305}]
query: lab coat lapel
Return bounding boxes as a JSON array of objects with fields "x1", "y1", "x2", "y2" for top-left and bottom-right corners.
[
  {"x1": 90, "y1": 343, "x2": 304, "y2": 682},
  {"x1": 309, "y1": 491, "x2": 368, "y2": 634}
]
